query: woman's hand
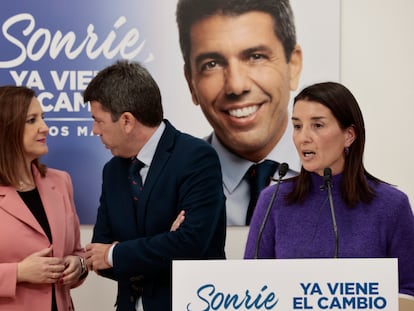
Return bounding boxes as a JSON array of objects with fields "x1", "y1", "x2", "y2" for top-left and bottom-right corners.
[
  {"x1": 60, "y1": 255, "x2": 87, "y2": 285},
  {"x1": 17, "y1": 246, "x2": 65, "y2": 284}
]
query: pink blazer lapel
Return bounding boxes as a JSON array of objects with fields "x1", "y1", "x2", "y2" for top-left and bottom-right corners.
[
  {"x1": 0, "y1": 186, "x2": 45, "y2": 236},
  {"x1": 34, "y1": 169, "x2": 67, "y2": 257}
]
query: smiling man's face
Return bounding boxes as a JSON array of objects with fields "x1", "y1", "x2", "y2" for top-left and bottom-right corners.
[{"x1": 185, "y1": 11, "x2": 302, "y2": 162}]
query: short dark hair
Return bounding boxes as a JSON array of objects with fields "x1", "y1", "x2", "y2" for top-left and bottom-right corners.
[
  {"x1": 287, "y1": 82, "x2": 383, "y2": 206},
  {"x1": 0, "y1": 85, "x2": 46, "y2": 186},
  {"x1": 176, "y1": 0, "x2": 297, "y2": 70},
  {"x1": 83, "y1": 60, "x2": 163, "y2": 127}
]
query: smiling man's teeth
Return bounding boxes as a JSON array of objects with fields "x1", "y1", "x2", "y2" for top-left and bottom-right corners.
[{"x1": 228, "y1": 105, "x2": 259, "y2": 118}]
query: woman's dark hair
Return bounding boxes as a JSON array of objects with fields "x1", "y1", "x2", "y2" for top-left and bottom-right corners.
[
  {"x1": 0, "y1": 85, "x2": 47, "y2": 187},
  {"x1": 286, "y1": 82, "x2": 383, "y2": 206}
]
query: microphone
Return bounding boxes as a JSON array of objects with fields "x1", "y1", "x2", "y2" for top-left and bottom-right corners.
[
  {"x1": 254, "y1": 162, "x2": 289, "y2": 259},
  {"x1": 324, "y1": 167, "x2": 339, "y2": 258}
]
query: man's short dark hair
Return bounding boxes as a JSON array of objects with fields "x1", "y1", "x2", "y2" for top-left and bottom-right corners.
[
  {"x1": 84, "y1": 60, "x2": 163, "y2": 127},
  {"x1": 176, "y1": 0, "x2": 297, "y2": 71}
]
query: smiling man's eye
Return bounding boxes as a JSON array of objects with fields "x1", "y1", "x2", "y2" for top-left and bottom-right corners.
[
  {"x1": 251, "y1": 53, "x2": 265, "y2": 60},
  {"x1": 201, "y1": 60, "x2": 218, "y2": 72}
]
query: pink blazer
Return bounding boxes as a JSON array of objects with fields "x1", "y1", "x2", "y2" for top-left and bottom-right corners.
[{"x1": 0, "y1": 166, "x2": 85, "y2": 311}]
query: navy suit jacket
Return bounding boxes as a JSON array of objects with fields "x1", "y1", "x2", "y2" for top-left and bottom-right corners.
[{"x1": 92, "y1": 120, "x2": 226, "y2": 311}]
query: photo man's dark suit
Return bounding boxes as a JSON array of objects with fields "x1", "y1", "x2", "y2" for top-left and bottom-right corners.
[{"x1": 92, "y1": 120, "x2": 226, "y2": 311}]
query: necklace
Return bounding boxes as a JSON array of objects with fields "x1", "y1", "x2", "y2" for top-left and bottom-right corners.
[{"x1": 17, "y1": 180, "x2": 35, "y2": 191}]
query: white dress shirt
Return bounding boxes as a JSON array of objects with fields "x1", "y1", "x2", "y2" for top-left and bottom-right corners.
[{"x1": 210, "y1": 123, "x2": 300, "y2": 226}]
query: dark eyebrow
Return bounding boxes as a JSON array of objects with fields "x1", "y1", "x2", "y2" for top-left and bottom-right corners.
[
  {"x1": 26, "y1": 112, "x2": 38, "y2": 118},
  {"x1": 310, "y1": 116, "x2": 327, "y2": 121},
  {"x1": 241, "y1": 45, "x2": 273, "y2": 57},
  {"x1": 291, "y1": 116, "x2": 327, "y2": 121}
]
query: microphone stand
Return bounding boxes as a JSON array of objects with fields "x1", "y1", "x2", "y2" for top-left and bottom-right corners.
[
  {"x1": 253, "y1": 163, "x2": 289, "y2": 259},
  {"x1": 324, "y1": 167, "x2": 339, "y2": 258}
]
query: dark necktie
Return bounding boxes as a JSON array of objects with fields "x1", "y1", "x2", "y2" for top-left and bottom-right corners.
[
  {"x1": 245, "y1": 160, "x2": 279, "y2": 225},
  {"x1": 128, "y1": 158, "x2": 145, "y2": 205}
]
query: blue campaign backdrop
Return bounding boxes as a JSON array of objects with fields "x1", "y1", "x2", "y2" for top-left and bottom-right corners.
[
  {"x1": 0, "y1": 0, "x2": 185, "y2": 224},
  {"x1": 0, "y1": 0, "x2": 341, "y2": 224}
]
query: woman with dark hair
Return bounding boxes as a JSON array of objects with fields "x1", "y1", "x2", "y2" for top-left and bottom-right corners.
[
  {"x1": 0, "y1": 85, "x2": 87, "y2": 310},
  {"x1": 244, "y1": 82, "x2": 414, "y2": 297}
]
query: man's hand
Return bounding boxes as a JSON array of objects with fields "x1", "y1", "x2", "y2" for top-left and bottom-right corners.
[
  {"x1": 85, "y1": 243, "x2": 113, "y2": 272},
  {"x1": 85, "y1": 211, "x2": 185, "y2": 273},
  {"x1": 171, "y1": 210, "x2": 185, "y2": 231}
]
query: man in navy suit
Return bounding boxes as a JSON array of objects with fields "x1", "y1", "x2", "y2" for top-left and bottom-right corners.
[{"x1": 84, "y1": 60, "x2": 226, "y2": 311}]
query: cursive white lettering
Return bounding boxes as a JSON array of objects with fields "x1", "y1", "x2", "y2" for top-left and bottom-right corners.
[{"x1": 0, "y1": 13, "x2": 153, "y2": 68}]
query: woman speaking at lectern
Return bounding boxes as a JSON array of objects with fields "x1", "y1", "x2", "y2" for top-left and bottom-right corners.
[{"x1": 244, "y1": 82, "x2": 414, "y2": 297}]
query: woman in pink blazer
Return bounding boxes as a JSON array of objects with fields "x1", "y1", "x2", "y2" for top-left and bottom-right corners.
[{"x1": 0, "y1": 86, "x2": 87, "y2": 311}]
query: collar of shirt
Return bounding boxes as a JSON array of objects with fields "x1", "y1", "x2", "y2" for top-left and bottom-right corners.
[
  {"x1": 135, "y1": 121, "x2": 166, "y2": 183},
  {"x1": 210, "y1": 124, "x2": 300, "y2": 194}
]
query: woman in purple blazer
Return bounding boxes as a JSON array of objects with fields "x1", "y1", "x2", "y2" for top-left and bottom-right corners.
[
  {"x1": 245, "y1": 82, "x2": 414, "y2": 297},
  {"x1": 0, "y1": 86, "x2": 87, "y2": 310}
]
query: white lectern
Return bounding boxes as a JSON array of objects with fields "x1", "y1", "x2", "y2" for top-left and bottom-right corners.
[{"x1": 173, "y1": 258, "x2": 398, "y2": 311}]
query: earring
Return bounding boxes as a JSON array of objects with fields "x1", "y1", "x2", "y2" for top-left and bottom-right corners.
[{"x1": 344, "y1": 147, "x2": 349, "y2": 156}]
